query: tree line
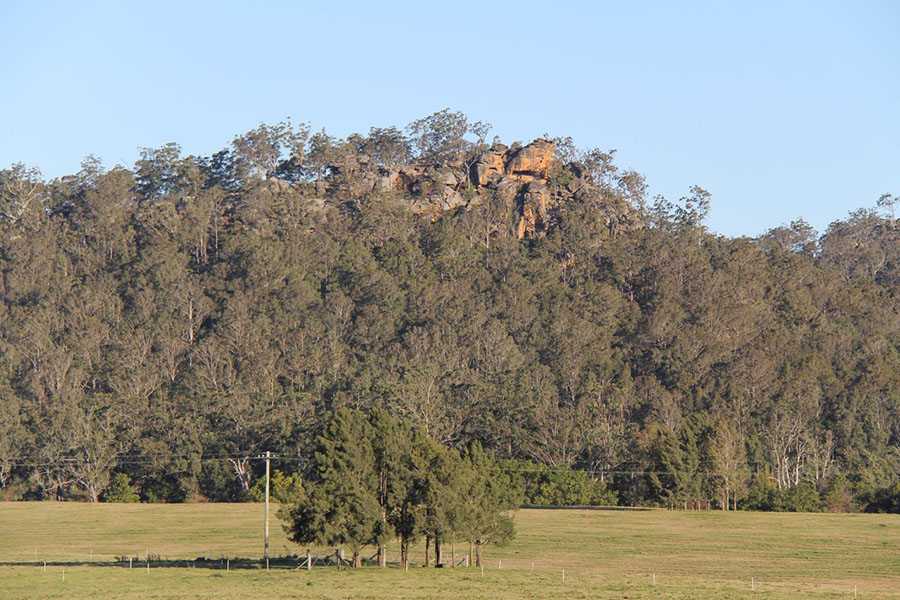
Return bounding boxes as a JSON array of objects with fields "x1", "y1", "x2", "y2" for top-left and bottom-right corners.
[{"x1": 1, "y1": 110, "x2": 900, "y2": 512}]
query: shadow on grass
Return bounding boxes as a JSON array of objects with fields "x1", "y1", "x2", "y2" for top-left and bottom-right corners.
[
  {"x1": 0, "y1": 555, "x2": 438, "y2": 570},
  {"x1": 0, "y1": 556, "x2": 307, "y2": 570},
  {"x1": 520, "y1": 505, "x2": 651, "y2": 511}
]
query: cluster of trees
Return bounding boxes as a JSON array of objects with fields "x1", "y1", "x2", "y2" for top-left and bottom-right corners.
[
  {"x1": 2, "y1": 111, "x2": 900, "y2": 512},
  {"x1": 280, "y1": 408, "x2": 516, "y2": 567}
]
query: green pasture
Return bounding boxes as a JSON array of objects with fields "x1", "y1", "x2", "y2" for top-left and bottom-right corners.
[{"x1": 1, "y1": 502, "x2": 898, "y2": 598}]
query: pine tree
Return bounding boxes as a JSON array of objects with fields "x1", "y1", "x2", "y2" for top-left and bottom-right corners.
[{"x1": 281, "y1": 408, "x2": 381, "y2": 567}]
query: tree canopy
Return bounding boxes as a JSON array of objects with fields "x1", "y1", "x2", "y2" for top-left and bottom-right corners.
[{"x1": 2, "y1": 112, "x2": 900, "y2": 514}]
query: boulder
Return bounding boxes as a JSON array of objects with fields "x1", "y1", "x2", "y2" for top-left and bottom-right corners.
[
  {"x1": 441, "y1": 190, "x2": 467, "y2": 211},
  {"x1": 472, "y1": 144, "x2": 508, "y2": 186}
]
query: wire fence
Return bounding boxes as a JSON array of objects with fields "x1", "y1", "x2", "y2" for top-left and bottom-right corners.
[{"x1": 5, "y1": 544, "x2": 881, "y2": 600}]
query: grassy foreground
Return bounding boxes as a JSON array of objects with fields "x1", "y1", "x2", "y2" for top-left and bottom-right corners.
[{"x1": 1, "y1": 502, "x2": 899, "y2": 599}]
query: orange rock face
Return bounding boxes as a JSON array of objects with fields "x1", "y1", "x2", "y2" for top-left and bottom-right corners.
[
  {"x1": 321, "y1": 137, "x2": 643, "y2": 241},
  {"x1": 517, "y1": 181, "x2": 554, "y2": 239},
  {"x1": 376, "y1": 139, "x2": 581, "y2": 240},
  {"x1": 504, "y1": 139, "x2": 556, "y2": 183},
  {"x1": 473, "y1": 147, "x2": 507, "y2": 186}
]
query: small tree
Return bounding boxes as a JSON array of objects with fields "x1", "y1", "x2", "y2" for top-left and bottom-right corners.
[
  {"x1": 407, "y1": 109, "x2": 490, "y2": 165},
  {"x1": 369, "y1": 409, "x2": 417, "y2": 567},
  {"x1": 249, "y1": 470, "x2": 303, "y2": 504},
  {"x1": 101, "y1": 473, "x2": 140, "y2": 503},
  {"x1": 458, "y1": 442, "x2": 518, "y2": 567}
]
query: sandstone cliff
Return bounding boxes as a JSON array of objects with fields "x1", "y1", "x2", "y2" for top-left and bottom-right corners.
[{"x1": 324, "y1": 139, "x2": 643, "y2": 239}]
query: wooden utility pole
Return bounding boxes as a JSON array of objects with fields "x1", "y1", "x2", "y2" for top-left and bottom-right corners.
[{"x1": 264, "y1": 451, "x2": 270, "y2": 561}]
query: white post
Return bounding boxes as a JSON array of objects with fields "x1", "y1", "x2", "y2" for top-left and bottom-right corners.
[
  {"x1": 498, "y1": 559, "x2": 501, "y2": 569},
  {"x1": 653, "y1": 573, "x2": 656, "y2": 586},
  {"x1": 62, "y1": 568, "x2": 65, "y2": 582},
  {"x1": 90, "y1": 549, "x2": 93, "y2": 562},
  {"x1": 129, "y1": 558, "x2": 132, "y2": 569},
  {"x1": 563, "y1": 569, "x2": 566, "y2": 581},
  {"x1": 227, "y1": 559, "x2": 230, "y2": 572},
  {"x1": 264, "y1": 451, "x2": 270, "y2": 561},
  {"x1": 43, "y1": 561, "x2": 46, "y2": 572}
]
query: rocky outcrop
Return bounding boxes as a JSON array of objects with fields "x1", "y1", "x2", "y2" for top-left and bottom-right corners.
[
  {"x1": 472, "y1": 143, "x2": 507, "y2": 186},
  {"x1": 323, "y1": 138, "x2": 642, "y2": 238},
  {"x1": 504, "y1": 139, "x2": 556, "y2": 183}
]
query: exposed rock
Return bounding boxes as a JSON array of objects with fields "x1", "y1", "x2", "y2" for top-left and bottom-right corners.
[
  {"x1": 517, "y1": 181, "x2": 554, "y2": 238},
  {"x1": 321, "y1": 137, "x2": 642, "y2": 239},
  {"x1": 504, "y1": 139, "x2": 557, "y2": 183},
  {"x1": 472, "y1": 143, "x2": 507, "y2": 186},
  {"x1": 435, "y1": 167, "x2": 461, "y2": 189},
  {"x1": 441, "y1": 190, "x2": 467, "y2": 211}
]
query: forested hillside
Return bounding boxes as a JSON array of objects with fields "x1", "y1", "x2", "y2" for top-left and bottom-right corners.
[{"x1": 2, "y1": 110, "x2": 899, "y2": 510}]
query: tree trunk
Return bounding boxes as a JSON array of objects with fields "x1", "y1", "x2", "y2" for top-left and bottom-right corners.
[
  {"x1": 434, "y1": 535, "x2": 442, "y2": 567},
  {"x1": 352, "y1": 551, "x2": 361, "y2": 569},
  {"x1": 401, "y1": 538, "x2": 409, "y2": 568},
  {"x1": 425, "y1": 535, "x2": 431, "y2": 566},
  {"x1": 378, "y1": 545, "x2": 387, "y2": 567},
  {"x1": 475, "y1": 541, "x2": 482, "y2": 568}
]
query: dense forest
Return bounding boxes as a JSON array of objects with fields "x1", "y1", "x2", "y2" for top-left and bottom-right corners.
[{"x1": 2, "y1": 110, "x2": 900, "y2": 512}]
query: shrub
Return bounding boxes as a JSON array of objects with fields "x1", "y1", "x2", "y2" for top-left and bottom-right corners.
[
  {"x1": 503, "y1": 462, "x2": 618, "y2": 506},
  {"x1": 742, "y1": 479, "x2": 822, "y2": 512},
  {"x1": 249, "y1": 470, "x2": 304, "y2": 503},
  {"x1": 101, "y1": 473, "x2": 140, "y2": 503},
  {"x1": 861, "y1": 482, "x2": 900, "y2": 513},
  {"x1": 823, "y1": 475, "x2": 855, "y2": 512}
]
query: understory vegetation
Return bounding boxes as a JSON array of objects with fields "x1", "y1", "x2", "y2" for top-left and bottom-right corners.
[{"x1": 2, "y1": 111, "x2": 900, "y2": 512}]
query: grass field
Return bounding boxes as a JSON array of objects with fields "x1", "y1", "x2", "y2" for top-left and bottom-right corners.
[{"x1": 1, "y1": 502, "x2": 899, "y2": 599}]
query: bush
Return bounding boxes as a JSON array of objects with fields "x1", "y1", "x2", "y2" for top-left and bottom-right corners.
[
  {"x1": 861, "y1": 482, "x2": 900, "y2": 513},
  {"x1": 823, "y1": 475, "x2": 856, "y2": 512},
  {"x1": 101, "y1": 473, "x2": 140, "y2": 503},
  {"x1": 742, "y1": 479, "x2": 822, "y2": 512},
  {"x1": 503, "y1": 462, "x2": 618, "y2": 506},
  {"x1": 249, "y1": 470, "x2": 304, "y2": 503},
  {"x1": 142, "y1": 474, "x2": 191, "y2": 503}
]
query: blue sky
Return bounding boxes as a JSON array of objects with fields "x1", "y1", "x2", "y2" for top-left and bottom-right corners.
[{"x1": 1, "y1": 0, "x2": 897, "y2": 237}]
